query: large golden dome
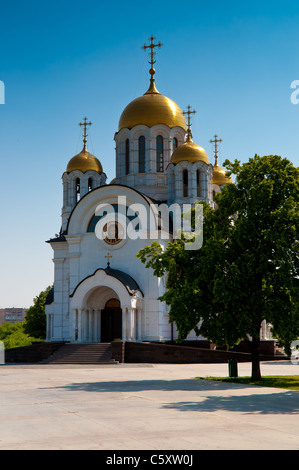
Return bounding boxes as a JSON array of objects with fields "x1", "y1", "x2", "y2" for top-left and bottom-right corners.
[
  {"x1": 212, "y1": 160, "x2": 233, "y2": 185},
  {"x1": 66, "y1": 146, "x2": 103, "y2": 173},
  {"x1": 118, "y1": 80, "x2": 187, "y2": 131},
  {"x1": 170, "y1": 134, "x2": 209, "y2": 165}
]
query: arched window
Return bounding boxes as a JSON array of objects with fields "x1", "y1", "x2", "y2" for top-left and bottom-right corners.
[
  {"x1": 173, "y1": 137, "x2": 178, "y2": 151},
  {"x1": 88, "y1": 177, "x2": 93, "y2": 191},
  {"x1": 197, "y1": 169, "x2": 201, "y2": 197},
  {"x1": 183, "y1": 169, "x2": 188, "y2": 197},
  {"x1": 125, "y1": 139, "x2": 130, "y2": 175},
  {"x1": 139, "y1": 136, "x2": 145, "y2": 173},
  {"x1": 75, "y1": 178, "x2": 80, "y2": 202},
  {"x1": 156, "y1": 135, "x2": 164, "y2": 172}
]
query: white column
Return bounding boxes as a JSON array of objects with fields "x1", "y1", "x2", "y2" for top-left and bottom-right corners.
[
  {"x1": 122, "y1": 308, "x2": 127, "y2": 341},
  {"x1": 261, "y1": 319, "x2": 267, "y2": 340},
  {"x1": 128, "y1": 308, "x2": 136, "y2": 341},
  {"x1": 88, "y1": 309, "x2": 93, "y2": 342},
  {"x1": 97, "y1": 309, "x2": 102, "y2": 342},
  {"x1": 78, "y1": 308, "x2": 83, "y2": 342},
  {"x1": 190, "y1": 168, "x2": 196, "y2": 198},
  {"x1": 137, "y1": 310, "x2": 142, "y2": 341},
  {"x1": 174, "y1": 169, "x2": 182, "y2": 199},
  {"x1": 85, "y1": 309, "x2": 89, "y2": 342},
  {"x1": 72, "y1": 309, "x2": 77, "y2": 341}
]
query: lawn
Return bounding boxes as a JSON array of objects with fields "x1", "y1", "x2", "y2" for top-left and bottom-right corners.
[{"x1": 198, "y1": 376, "x2": 299, "y2": 391}]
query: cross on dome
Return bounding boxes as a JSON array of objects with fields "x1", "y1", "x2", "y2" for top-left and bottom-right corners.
[
  {"x1": 142, "y1": 35, "x2": 163, "y2": 68},
  {"x1": 142, "y1": 35, "x2": 163, "y2": 89},
  {"x1": 183, "y1": 105, "x2": 196, "y2": 140},
  {"x1": 79, "y1": 117, "x2": 92, "y2": 150},
  {"x1": 210, "y1": 134, "x2": 222, "y2": 164}
]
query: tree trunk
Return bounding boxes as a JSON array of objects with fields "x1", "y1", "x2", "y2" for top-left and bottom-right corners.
[{"x1": 250, "y1": 336, "x2": 262, "y2": 381}]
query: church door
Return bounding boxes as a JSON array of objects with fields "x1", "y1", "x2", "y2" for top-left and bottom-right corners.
[{"x1": 101, "y1": 299, "x2": 122, "y2": 342}]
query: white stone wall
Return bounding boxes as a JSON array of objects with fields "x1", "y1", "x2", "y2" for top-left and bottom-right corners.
[
  {"x1": 47, "y1": 185, "x2": 172, "y2": 342},
  {"x1": 61, "y1": 170, "x2": 107, "y2": 232},
  {"x1": 167, "y1": 160, "x2": 214, "y2": 205}
]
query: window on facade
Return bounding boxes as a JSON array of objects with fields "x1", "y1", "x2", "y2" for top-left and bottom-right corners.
[
  {"x1": 139, "y1": 136, "x2": 145, "y2": 173},
  {"x1": 183, "y1": 169, "x2": 188, "y2": 197},
  {"x1": 125, "y1": 139, "x2": 130, "y2": 175},
  {"x1": 88, "y1": 177, "x2": 93, "y2": 191},
  {"x1": 173, "y1": 137, "x2": 178, "y2": 151},
  {"x1": 156, "y1": 135, "x2": 164, "y2": 172},
  {"x1": 197, "y1": 169, "x2": 201, "y2": 197},
  {"x1": 76, "y1": 178, "x2": 80, "y2": 202}
]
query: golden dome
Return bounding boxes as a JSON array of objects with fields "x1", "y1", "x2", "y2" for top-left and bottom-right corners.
[
  {"x1": 118, "y1": 80, "x2": 187, "y2": 131},
  {"x1": 66, "y1": 146, "x2": 103, "y2": 173},
  {"x1": 170, "y1": 135, "x2": 209, "y2": 164},
  {"x1": 212, "y1": 160, "x2": 233, "y2": 185}
]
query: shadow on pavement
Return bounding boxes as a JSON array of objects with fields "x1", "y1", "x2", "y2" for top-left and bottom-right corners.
[{"x1": 40, "y1": 378, "x2": 299, "y2": 415}]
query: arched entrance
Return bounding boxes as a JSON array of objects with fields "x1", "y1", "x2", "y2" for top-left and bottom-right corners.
[
  {"x1": 70, "y1": 267, "x2": 144, "y2": 343},
  {"x1": 101, "y1": 299, "x2": 122, "y2": 342}
]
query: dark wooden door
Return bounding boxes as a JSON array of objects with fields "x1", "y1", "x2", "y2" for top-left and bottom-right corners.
[{"x1": 101, "y1": 307, "x2": 122, "y2": 342}]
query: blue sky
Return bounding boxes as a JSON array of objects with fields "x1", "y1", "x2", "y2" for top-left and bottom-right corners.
[{"x1": 1, "y1": 0, "x2": 299, "y2": 307}]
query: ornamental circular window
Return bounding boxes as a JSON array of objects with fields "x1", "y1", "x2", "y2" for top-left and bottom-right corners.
[{"x1": 102, "y1": 221, "x2": 124, "y2": 245}]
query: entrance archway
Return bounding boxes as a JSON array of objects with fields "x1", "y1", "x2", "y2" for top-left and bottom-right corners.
[
  {"x1": 101, "y1": 299, "x2": 122, "y2": 342},
  {"x1": 70, "y1": 267, "x2": 144, "y2": 343}
]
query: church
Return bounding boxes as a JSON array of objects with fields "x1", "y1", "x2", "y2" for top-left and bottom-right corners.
[{"x1": 45, "y1": 37, "x2": 233, "y2": 345}]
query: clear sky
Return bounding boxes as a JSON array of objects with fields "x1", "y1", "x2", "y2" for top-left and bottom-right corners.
[{"x1": 1, "y1": 0, "x2": 299, "y2": 308}]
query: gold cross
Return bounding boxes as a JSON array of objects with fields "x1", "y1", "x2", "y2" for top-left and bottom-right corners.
[
  {"x1": 105, "y1": 252, "x2": 112, "y2": 266},
  {"x1": 142, "y1": 35, "x2": 163, "y2": 68},
  {"x1": 183, "y1": 105, "x2": 196, "y2": 139},
  {"x1": 79, "y1": 117, "x2": 92, "y2": 150},
  {"x1": 210, "y1": 134, "x2": 222, "y2": 162}
]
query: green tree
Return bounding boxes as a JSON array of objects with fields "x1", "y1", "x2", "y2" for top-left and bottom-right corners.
[
  {"x1": 24, "y1": 285, "x2": 53, "y2": 340},
  {"x1": 0, "y1": 322, "x2": 38, "y2": 349},
  {"x1": 137, "y1": 155, "x2": 299, "y2": 380}
]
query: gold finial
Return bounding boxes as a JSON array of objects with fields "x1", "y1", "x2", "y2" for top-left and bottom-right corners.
[
  {"x1": 210, "y1": 134, "x2": 222, "y2": 165},
  {"x1": 183, "y1": 105, "x2": 196, "y2": 141},
  {"x1": 142, "y1": 35, "x2": 163, "y2": 91},
  {"x1": 105, "y1": 252, "x2": 112, "y2": 267},
  {"x1": 79, "y1": 117, "x2": 92, "y2": 151}
]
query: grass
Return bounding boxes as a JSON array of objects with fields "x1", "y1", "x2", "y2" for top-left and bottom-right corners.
[{"x1": 198, "y1": 376, "x2": 299, "y2": 391}]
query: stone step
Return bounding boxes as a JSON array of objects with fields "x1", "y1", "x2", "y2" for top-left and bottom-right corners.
[{"x1": 40, "y1": 343, "x2": 118, "y2": 364}]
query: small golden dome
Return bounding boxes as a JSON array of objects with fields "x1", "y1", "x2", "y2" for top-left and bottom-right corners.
[
  {"x1": 66, "y1": 146, "x2": 103, "y2": 173},
  {"x1": 212, "y1": 160, "x2": 233, "y2": 185},
  {"x1": 170, "y1": 135, "x2": 209, "y2": 164},
  {"x1": 118, "y1": 80, "x2": 187, "y2": 131}
]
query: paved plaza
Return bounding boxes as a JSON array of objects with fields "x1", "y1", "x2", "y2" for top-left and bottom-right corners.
[{"x1": 0, "y1": 360, "x2": 299, "y2": 450}]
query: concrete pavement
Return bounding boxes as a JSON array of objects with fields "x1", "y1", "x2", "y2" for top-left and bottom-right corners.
[{"x1": 0, "y1": 360, "x2": 299, "y2": 450}]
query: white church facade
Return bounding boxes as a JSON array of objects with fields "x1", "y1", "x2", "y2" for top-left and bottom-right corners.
[{"x1": 45, "y1": 37, "x2": 233, "y2": 345}]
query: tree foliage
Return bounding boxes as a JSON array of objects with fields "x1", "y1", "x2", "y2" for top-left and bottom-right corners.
[
  {"x1": 0, "y1": 322, "x2": 38, "y2": 349},
  {"x1": 24, "y1": 285, "x2": 53, "y2": 340},
  {"x1": 137, "y1": 155, "x2": 299, "y2": 380}
]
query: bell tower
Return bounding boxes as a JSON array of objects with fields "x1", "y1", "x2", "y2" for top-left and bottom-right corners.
[{"x1": 61, "y1": 118, "x2": 107, "y2": 232}]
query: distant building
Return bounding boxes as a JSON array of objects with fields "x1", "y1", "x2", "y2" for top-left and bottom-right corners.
[{"x1": 0, "y1": 308, "x2": 27, "y2": 325}]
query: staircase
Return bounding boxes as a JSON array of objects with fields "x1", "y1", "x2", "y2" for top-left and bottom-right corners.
[{"x1": 40, "y1": 343, "x2": 118, "y2": 364}]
